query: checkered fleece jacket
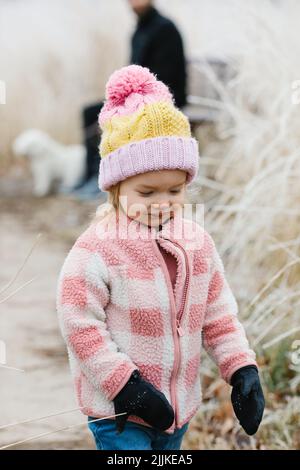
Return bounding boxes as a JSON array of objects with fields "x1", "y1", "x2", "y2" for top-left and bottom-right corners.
[{"x1": 56, "y1": 209, "x2": 258, "y2": 435}]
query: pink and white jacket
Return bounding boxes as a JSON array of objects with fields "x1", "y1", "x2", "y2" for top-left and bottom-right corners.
[{"x1": 56, "y1": 208, "x2": 258, "y2": 435}]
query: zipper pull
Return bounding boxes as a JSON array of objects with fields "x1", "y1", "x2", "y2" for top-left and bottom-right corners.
[{"x1": 176, "y1": 320, "x2": 185, "y2": 336}]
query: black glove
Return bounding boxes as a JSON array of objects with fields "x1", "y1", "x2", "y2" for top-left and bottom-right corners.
[
  {"x1": 230, "y1": 365, "x2": 265, "y2": 435},
  {"x1": 113, "y1": 370, "x2": 174, "y2": 434}
]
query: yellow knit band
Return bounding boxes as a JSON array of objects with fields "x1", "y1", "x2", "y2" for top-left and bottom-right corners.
[{"x1": 100, "y1": 100, "x2": 191, "y2": 158}]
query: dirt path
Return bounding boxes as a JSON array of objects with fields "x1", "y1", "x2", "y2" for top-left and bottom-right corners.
[{"x1": 0, "y1": 195, "x2": 100, "y2": 449}]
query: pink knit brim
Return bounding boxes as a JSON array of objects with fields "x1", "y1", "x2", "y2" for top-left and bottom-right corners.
[{"x1": 98, "y1": 136, "x2": 199, "y2": 191}]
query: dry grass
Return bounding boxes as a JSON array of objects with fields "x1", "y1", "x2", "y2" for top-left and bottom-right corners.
[{"x1": 185, "y1": 0, "x2": 300, "y2": 449}]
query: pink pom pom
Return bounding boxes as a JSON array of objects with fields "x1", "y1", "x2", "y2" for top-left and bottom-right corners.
[{"x1": 106, "y1": 64, "x2": 166, "y2": 106}]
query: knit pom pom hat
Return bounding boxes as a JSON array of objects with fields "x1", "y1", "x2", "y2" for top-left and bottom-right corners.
[{"x1": 98, "y1": 64, "x2": 199, "y2": 191}]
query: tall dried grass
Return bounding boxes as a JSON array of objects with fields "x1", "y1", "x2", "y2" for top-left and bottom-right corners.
[{"x1": 187, "y1": 0, "x2": 300, "y2": 448}]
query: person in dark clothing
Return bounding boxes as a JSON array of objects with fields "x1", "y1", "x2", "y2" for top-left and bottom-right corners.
[
  {"x1": 129, "y1": 1, "x2": 187, "y2": 108},
  {"x1": 82, "y1": 101, "x2": 104, "y2": 181},
  {"x1": 75, "y1": 0, "x2": 187, "y2": 199}
]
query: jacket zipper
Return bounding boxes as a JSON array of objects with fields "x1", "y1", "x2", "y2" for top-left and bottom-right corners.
[
  {"x1": 151, "y1": 235, "x2": 191, "y2": 428},
  {"x1": 172, "y1": 239, "x2": 191, "y2": 335}
]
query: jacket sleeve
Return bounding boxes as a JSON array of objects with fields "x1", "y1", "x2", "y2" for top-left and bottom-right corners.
[
  {"x1": 56, "y1": 242, "x2": 139, "y2": 401},
  {"x1": 202, "y1": 239, "x2": 258, "y2": 384}
]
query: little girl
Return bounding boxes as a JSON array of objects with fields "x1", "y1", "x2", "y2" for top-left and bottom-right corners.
[{"x1": 56, "y1": 65, "x2": 265, "y2": 451}]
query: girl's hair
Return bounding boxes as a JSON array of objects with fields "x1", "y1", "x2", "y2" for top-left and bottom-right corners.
[
  {"x1": 91, "y1": 182, "x2": 120, "y2": 226},
  {"x1": 91, "y1": 173, "x2": 191, "y2": 226}
]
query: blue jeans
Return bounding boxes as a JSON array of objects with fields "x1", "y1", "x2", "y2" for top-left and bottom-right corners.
[{"x1": 88, "y1": 416, "x2": 189, "y2": 450}]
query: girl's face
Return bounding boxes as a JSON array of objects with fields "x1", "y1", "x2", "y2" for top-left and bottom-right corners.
[{"x1": 119, "y1": 169, "x2": 187, "y2": 228}]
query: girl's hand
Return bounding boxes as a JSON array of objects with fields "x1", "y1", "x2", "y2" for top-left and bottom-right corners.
[
  {"x1": 113, "y1": 370, "x2": 174, "y2": 434},
  {"x1": 230, "y1": 365, "x2": 265, "y2": 435}
]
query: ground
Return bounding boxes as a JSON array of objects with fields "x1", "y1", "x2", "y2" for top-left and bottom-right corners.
[{"x1": 0, "y1": 190, "x2": 101, "y2": 449}]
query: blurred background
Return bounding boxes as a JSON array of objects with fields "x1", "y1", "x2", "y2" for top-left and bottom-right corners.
[{"x1": 0, "y1": 0, "x2": 299, "y2": 450}]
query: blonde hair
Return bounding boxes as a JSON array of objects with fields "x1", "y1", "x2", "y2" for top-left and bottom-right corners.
[{"x1": 90, "y1": 182, "x2": 120, "y2": 226}]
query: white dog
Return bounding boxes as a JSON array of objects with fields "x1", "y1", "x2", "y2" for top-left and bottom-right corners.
[{"x1": 12, "y1": 129, "x2": 87, "y2": 197}]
